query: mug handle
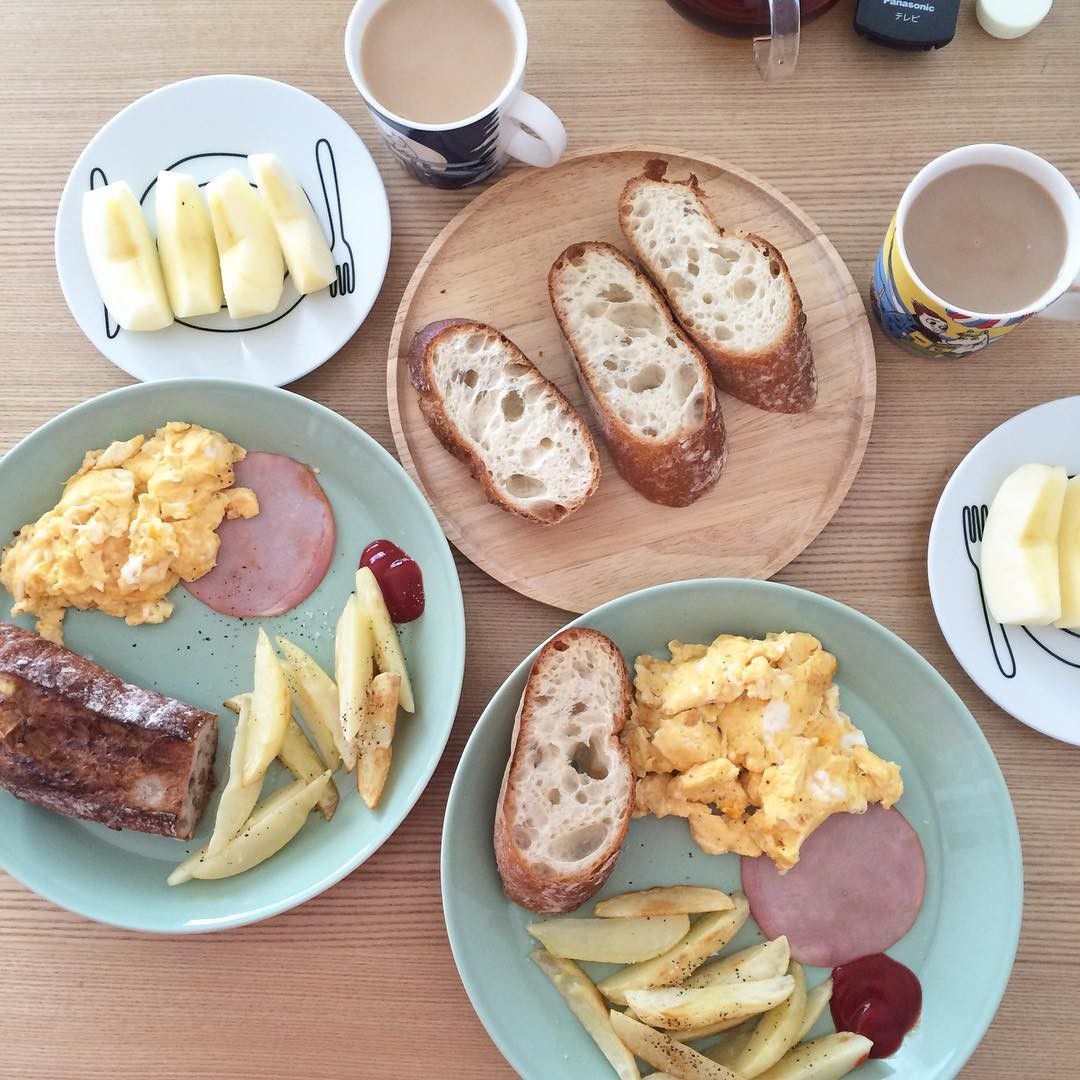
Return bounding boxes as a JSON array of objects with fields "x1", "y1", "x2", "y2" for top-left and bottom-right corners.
[
  {"x1": 1039, "y1": 271, "x2": 1080, "y2": 320},
  {"x1": 752, "y1": 0, "x2": 800, "y2": 81},
  {"x1": 505, "y1": 92, "x2": 567, "y2": 168}
]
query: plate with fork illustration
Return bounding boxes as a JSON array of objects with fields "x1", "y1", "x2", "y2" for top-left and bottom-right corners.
[
  {"x1": 55, "y1": 75, "x2": 390, "y2": 386},
  {"x1": 928, "y1": 396, "x2": 1080, "y2": 744}
]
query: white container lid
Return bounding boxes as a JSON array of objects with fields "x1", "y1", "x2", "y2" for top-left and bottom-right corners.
[{"x1": 976, "y1": 0, "x2": 1053, "y2": 39}]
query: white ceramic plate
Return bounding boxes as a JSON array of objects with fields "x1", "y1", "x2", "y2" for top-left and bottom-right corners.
[
  {"x1": 55, "y1": 75, "x2": 391, "y2": 386},
  {"x1": 928, "y1": 396, "x2": 1080, "y2": 744}
]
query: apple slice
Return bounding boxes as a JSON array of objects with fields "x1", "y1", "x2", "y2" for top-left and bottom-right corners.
[
  {"x1": 981, "y1": 463, "x2": 1067, "y2": 626},
  {"x1": 82, "y1": 181, "x2": 173, "y2": 331},
  {"x1": 154, "y1": 171, "x2": 222, "y2": 317},
  {"x1": 1056, "y1": 476, "x2": 1080, "y2": 629},
  {"x1": 249, "y1": 153, "x2": 336, "y2": 295},
  {"x1": 206, "y1": 168, "x2": 284, "y2": 318}
]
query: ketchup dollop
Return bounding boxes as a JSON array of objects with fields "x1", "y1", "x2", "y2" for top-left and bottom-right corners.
[
  {"x1": 831, "y1": 953, "x2": 922, "y2": 1059},
  {"x1": 360, "y1": 540, "x2": 425, "y2": 623}
]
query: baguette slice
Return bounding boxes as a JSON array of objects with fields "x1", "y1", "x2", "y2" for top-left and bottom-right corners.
[
  {"x1": 619, "y1": 159, "x2": 816, "y2": 414},
  {"x1": 409, "y1": 319, "x2": 600, "y2": 525},
  {"x1": 549, "y1": 242, "x2": 726, "y2": 507},
  {"x1": 494, "y1": 627, "x2": 634, "y2": 914}
]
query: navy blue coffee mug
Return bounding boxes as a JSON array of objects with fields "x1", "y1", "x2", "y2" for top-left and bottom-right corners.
[{"x1": 345, "y1": 0, "x2": 566, "y2": 189}]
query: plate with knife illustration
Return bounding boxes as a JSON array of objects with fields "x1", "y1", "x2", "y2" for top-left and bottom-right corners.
[
  {"x1": 928, "y1": 396, "x2": 1080, "y2": 744},
  {"x1": 55, "y1": 74, "x2": 391, "y2": 386}
]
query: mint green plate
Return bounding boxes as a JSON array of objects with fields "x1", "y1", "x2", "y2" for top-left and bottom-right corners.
[
  {"x1": 442, "y1": 580, "x2": 1021, "y2": 1079},
  {"x1": 0, "y1": 379, "x2": 464, "y2": 932}
]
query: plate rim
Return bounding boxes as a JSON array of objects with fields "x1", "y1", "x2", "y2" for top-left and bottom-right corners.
[
  {"x1": 927, "y1": 394, "x2": 1080, "y2": 744},
  {"x1": 0, "y1": 377, "x2": 466, "y2": 933},
  {"x1": 385, "y1": 143, "x2": 876, "y2": 613},
  {"x1": 53, "y1": 73, "x2": 392, "y2": 388},
  {"x1": 440, "y1": 576, "x2": 1022, "y2": 1079}
]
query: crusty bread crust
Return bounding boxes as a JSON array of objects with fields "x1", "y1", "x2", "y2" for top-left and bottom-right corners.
[
  {"x1": 408, "y1": 319, "x2": 600, "y2": 525},
  {"x1": 619, "y1": 159, "x2": 817, "y2": 415},
  {"x1": 548, "y1": 242, "x2": 727, "y2": 507},
  {"x1": 494, "y1": 628, "x2": 634, "y2": 914}
]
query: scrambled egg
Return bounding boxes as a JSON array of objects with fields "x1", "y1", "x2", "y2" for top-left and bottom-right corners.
[
  {"x1": 0, "y1": 422, "x2": 258, "y2": 643},
  {"x1": 625, "y1": 632, "x2": 902, "y2": 871}
]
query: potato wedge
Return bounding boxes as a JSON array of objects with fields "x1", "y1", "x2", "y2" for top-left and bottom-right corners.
[
  {"x1": 686, "y1": 938, "x2": 791, "y2": 990},
  {"x1": 168, "y1": 771, "x2": 331, "y2": 885},
  {"x1": 729, "y1": 964, "x2": 806, "y2": 1077},
  {"x1": 276, "y1": 636, "x2": 344, "y2": 768},
  {"x1": 671, "y1": 1015, "x2": 754, "y2": 1043},
  {"x1": 206, "y1": 693, "x2": 263, "y2": 855},
  {"x1": 608, "y1": 1011, "x2": 741, "y2": 1080},
  {"x1": 796, "y1": 979, "x2": 833, "y2": 1042},
  {"x1": 626, "y1": 976, "x2": 794, "y2": 1032},
  {"x1": 225, "y1": 691, "x2": 338, "y2": 821},
  {"x1": 595, "y1": 887, "x2": 735, "y2": 919},
  {"x1": 356, "y1": 671, "x2": 400, "y2": 809},
  {"x1": 335, "y1": 594, "x2": 374, "y2": 771},
  {"x1": 280, "y1": 717, "x2": 339, "y2": 821},
  {"x1": 530, "y1": 915, "x2": 691, "y2": 965},
  {"x1": 598, "y1": 894, "x2": 749, "y2": 1005},
  {"x1": 241, "y1": 628, "x2": 291, "y2": 786},
  {"x1": 355, "y1": 567, "x2": 415, "y2": 712},
  {"x1": 755, "y1": 1033, "x2": 872, "y2": 1080},
  {"x1": 531, "y1": 950, "x2": 641, "y2": 1080}
]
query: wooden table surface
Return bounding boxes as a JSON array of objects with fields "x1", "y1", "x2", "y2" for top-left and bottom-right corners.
[{"x1": 1, "y1": 2, "x2": 1077, "y2": 1076}]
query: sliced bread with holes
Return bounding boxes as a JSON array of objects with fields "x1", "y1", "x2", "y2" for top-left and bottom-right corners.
[
  {"x1": 548, "y1": 242, "x2": 726, "y2": 507},
  {"x1": 408, "y1": 319, "x2": 600, "y2": 525},
  {"x1": 494, "y1": 627, "x2": 634, "y2": 914},
  {"x1": 619, "y1": 159, "x2": 817, "y2": 414}
]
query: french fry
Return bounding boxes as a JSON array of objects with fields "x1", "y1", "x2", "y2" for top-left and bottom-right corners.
[
  {"x1": 598, "y1": 894, "x2": 749, "y2": 1005},
  {"x1": 595, "y1": 887, "x2": 734, "y2": 919},
  {"x1": 225, "y1": 692, "x2": 338, "y2": 821},
  {"x1": 356, "y1": 671, "x2": 400, "y2": 809},
  {"x1": 755, "y1": 1033, "x2": 872, "y2": 1080},
  {"x1": 168, "y1": 771, "x2": 330, "y2": 885},
  {"x1": 686, "y1": 937, "x2": 791, "y2": 989},
  {"x1": 608, "y1": 1011, "x2": 741, "y2": 1080},
  {"x1": 796, "y1": 979, "x2": 833, "y2": 1042},
  {"x1": 727, "y1": 964, "x2": 806, "y2": 1077},
  {"x1": 206, "y1": 693, "x2": 263, "y2": 855},
  {"x1": 625, "y1": 976, "x2": 794, "y2": 1032},
  {"x1": 355, "y1": 567, "x2": 415, "y2": 712},
  {"x1": 529, "y1": 915, "x2": 691, "y2": 965},
  {"x1": 241, "y1": 628, "x2": 291, "y2": 786},
  {"x1": 531, "y1": 950, "x2": 641, "y2": 1080},
  {"x1": 279, "y1": 718, "x2": 339, "y2": 821},
  {"x1": 276, "y1": 636, "x2": 344, "y2": 768},
  {"x1": 335, "y1": 594, "x2": 374, "y2": 771}
]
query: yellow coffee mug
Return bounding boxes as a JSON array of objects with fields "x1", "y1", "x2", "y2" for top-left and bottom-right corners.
[{"x1": 872, "y1": 144, "x2": 1080, "y2": 358}]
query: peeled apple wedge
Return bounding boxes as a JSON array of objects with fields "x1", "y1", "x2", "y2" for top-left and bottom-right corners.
[
  {"x1": 82, "y1": 181, "x2": 173, "y2": 331},
  {"x1": 206, "y1": 168, "x2": 284, "y2": 318},
  {"x1": 1056, "y1": 476, "x2": 1080, "y2": 629},
  {"x1": 249, "y1": 153, "x2": 336, "y2": 295},
  {"x1": 981, "y1": 463, "x2": 1067, "y2": 626},
  {"x1": 154, "y1": 171, "x2": 222, "y2": 317}
]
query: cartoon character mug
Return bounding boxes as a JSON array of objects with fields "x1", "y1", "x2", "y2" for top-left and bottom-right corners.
[
  {"x1": 344, "y1": 0, "x2": 566, "y2": 189},
  {"x1": 873, "y1": 144, "x2": 1080, "y2": 358}
]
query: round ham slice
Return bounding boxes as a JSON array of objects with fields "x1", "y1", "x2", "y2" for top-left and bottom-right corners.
[
  {"x1": 741, "y1": 805, "x2": 926, "y2": 969},
  {"x1": 185, "y1": 451, "x2": 335, "y2": 617}
]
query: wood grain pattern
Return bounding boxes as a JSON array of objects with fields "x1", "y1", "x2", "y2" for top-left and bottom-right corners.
[
  {"x1": 388, "y1": 146, "x2": 875, "y2": 612},
  {"x1": 1, "y1": 1, "x2": 1079, "y2": 1078}
]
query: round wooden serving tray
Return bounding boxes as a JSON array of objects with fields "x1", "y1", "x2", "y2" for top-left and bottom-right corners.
[{"x1": 387, "y1": 146, "x2": 875, "y2": 613}]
